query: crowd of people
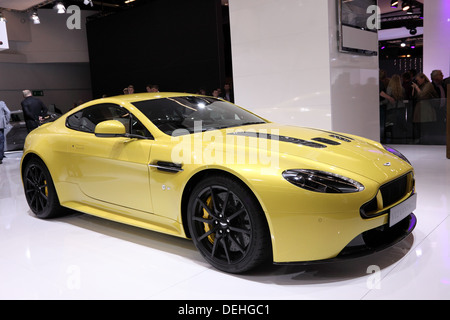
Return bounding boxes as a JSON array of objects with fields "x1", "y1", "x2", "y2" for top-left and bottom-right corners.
[
  {"x1": 379, "y1": 69, "x2": 449, "y2": 143},
  {"x1": 120, "y1": 83, "x2": 235, "y2": 103}
]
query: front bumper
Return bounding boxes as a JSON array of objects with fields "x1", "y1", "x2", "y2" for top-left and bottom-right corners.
[
  {"x1": 274, "y1": 213, "x2": 416, "y2": 265},
  {"x1": 258, "y1": 181, "x2": 416, "y2": 263}
]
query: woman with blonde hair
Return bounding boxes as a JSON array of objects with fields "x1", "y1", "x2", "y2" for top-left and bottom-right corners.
[
  {"x1": 384, "y1": 75, "x2": 405, "y2": 140},
  {"x1": 412, "y1": 73, "x2": 438, "y2": 142},
  {"x1": 387, "y1": 74, "x2": 404, "y2": 103},
  {"x1": 412, "y1": 73, "x2": 438, "y2": 123}
]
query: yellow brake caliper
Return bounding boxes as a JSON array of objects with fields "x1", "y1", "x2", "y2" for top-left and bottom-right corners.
[{"x1": 203, "y1": 196, "x2": 215, "y2": 244}]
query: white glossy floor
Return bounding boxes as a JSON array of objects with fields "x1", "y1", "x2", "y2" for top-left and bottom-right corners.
[{"x1": 1, "y1": 145, "x2": 449, "y2": 300}]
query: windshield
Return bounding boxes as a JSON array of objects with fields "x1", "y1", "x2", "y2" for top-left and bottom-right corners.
[{"x1": 132, "y1": 96, "x2": 267, "y2": 136}]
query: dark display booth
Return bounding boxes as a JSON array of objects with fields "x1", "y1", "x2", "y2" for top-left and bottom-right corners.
[{"x1": 86, "y1": 0, "x2": 230, "y2": 98}]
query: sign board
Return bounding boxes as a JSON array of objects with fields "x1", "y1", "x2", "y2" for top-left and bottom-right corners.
[
  {"x1": 0, "y1": 21, "x2": 9, "y2": 51},
  {"x1": 32, "y1": 90, "x2": 44, "y2": 97},
  {"x1": 338, "y1": 0, "x2": 378, "y2": 56}
]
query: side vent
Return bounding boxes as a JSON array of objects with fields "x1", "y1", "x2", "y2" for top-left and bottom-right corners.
[
  {"x1": 311, "y1": 137, "x2": 341, "y2": 146},
  {"x1": 329, "y1": 134, "x2": 352, "y2": 143},
  {"x1": 149, "y1": 161, "x2": 183, "y2": 173}
]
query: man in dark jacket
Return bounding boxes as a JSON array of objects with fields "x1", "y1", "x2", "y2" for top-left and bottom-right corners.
[{"x1": 21, "y1": 90, "x2": 48, "y2": 132}]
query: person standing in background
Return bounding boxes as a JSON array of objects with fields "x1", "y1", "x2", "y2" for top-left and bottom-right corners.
[
  {"x1": 0, "y1": 100, "x2": 11, "y2": 164},
  {"x1": 21, "y1": 90, "x2": 48, "y2": 133}
]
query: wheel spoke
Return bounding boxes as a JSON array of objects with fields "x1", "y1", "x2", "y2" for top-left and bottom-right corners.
[
  {"x1": 229, "y1": 226, "x2": 251, "y2": 235},
  {"x1": 221, "y1": 189, "x2": 230, "y2": 216},
  {"x1": 193, "y1": 216, "x2": 212, "y2": 224},
  {"x1": 220, "y1": 237, "x2": 231, "y2": 264},
  {"x1": 210, "y1": 235, "x2": 219, "y2": 258},
  {"x1": 228, "y1": 233, "x2": 246, "y2": 254},
  {"x1": 208, "y1": 187, "x2": 217, "y2": 212},
  {"x1": 227, "y1": 207, "x2": 246, "y2": 221},
  {"x1": 197, "y1": 227, "x2": 216, "y2": 242},
  {"x1": 29, "y1": 192, "x2": 37, "y2": 208},
  {"x1": 25, "y1": 165, "x2": 49, "y2": 212},
  {"x1": 196, "y1": 197, "x2": 219, "y2": 220}
]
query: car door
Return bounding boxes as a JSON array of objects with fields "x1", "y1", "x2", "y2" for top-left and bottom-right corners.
[
  {"x1": 5, "y1": 111, "x2": 27, "y2": 151},
  {"x1": 65, "y1": 103, "x2": 154, "y2": 213}
]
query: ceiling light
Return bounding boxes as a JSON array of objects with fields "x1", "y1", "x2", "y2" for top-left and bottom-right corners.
[
  {"x1": 31, "y1": 11, "x2": 40, "y2": 24},
  {"x1": 402, "y1": 1, "x2": 411, "y2": 11},
  {"x1": 390, "y1": 0, "x2": 398, "y2": 8},
  {"x1": 54, "y1": 2, "x2": 66, "y2": 14},
  {"x1": 124, "y1": 0, "x2": 136, "y2": 3}
]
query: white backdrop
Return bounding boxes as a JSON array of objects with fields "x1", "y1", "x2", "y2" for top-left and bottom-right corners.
[{"x1": 229, "y1": 0, "x2": 380, "y2": 141}]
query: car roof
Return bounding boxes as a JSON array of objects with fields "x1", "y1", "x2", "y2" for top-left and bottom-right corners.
[{"x1": 106, "y1": 92, "x2": 202, "y2": 104}]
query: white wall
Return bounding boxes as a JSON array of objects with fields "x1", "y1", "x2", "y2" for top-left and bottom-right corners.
[
  {"x1": 423, "y1": 0, "x2": 450, "y2": 79},
  {"x1": 328, "y1": 0, "x2": 380, "y2": 141},
  {"x1": 229, "y1": 0, "x2": 332, "y2": 130},
  {"x1": 229, "y1": 0, "x2": 380, "y2": 141}
]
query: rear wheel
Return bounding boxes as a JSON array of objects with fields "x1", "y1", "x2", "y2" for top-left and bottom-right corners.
[
  {"x1": 187, "y1": 175, "x2": 271, "y2": 273},
  {"x1": 23, "y1": 158, "x2": 63, "y2": 219}
]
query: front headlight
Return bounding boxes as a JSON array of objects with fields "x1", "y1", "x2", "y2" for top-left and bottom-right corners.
[
  {"x1": 383, "y1": 145, "x2": 411, "y2": 164},
  {"x1": 282, "y1": 169, "x2": 365, "y2": 193}
]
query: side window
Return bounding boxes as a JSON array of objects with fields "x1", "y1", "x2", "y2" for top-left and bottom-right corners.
[{"x1": 66, "y1": 103, "x2": 152, "y2": 138}]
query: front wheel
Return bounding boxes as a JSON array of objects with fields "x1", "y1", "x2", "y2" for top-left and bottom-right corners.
[
  {"x1": 187, "y1": 175, "x2": 272, "y2": 273},
  {"x1": 22, "y1": 158, "x2": 63, "y2": 219}
]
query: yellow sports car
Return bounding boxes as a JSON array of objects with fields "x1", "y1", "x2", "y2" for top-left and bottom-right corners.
[{"x1": 21, "y1": 93, "x2": 417, "y2": 273}]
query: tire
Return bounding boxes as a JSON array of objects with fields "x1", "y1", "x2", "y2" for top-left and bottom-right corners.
[
  {"x1": 187, "y1": 175, "x2": 271, "y2": 273},
  {"x1": 22, "y1": 158, "x2": 63, "y2": 219}
]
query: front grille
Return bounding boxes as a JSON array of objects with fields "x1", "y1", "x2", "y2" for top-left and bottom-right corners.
[
  {"x1": 360, "y1": 172, "x2": 414, "y2": 218},
  {"x1": 380, "y1": 174, "x2": 408, "y2": 207}
]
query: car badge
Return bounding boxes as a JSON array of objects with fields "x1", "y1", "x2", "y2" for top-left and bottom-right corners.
[{"x1": 384, "y1": 162, "x2": 391, "y2": 167}]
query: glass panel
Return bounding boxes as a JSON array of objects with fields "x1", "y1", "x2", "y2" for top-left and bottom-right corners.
[
  {"x1": 133, "y1": 96, "x2": 267, "y2": 136},
  {"x1": 381, "y1": 98, "x2": 447, "y2": 144}
]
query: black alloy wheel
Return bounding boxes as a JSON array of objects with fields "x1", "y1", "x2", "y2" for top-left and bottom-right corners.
[
  {"x1": 187, "y1": 175, "x2": 271, "y2": 273},
  {"x1": 23, "y1": 158, "x2": 63, "y2": 219}
]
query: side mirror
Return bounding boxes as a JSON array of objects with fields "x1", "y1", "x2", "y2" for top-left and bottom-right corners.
[{"x1": 95, "y1": 120, "x2": 126, "y2": 137}]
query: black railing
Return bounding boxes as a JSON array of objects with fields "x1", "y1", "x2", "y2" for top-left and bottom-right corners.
[{"x1": 381, "y1": 97, "x2": 447, "y2": 145}]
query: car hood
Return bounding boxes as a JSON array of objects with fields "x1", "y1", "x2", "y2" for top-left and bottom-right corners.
[{"x1": 214, "y1": 123, "x2": 412, "y2": 184}]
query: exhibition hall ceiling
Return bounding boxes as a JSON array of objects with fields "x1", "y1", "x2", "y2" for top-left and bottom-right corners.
[
  {"x1": 377, "y1": 0, "x2": 424, "y2": 52},
  {"x1": 0, "y1": 0, "x2": 142, "y2": 12},
  {"x1": 0, "y1": 0, "x2": 48, "y2": 11},
  {"x1": 0, "y1": 0, "x2": 229, "y2": 12}
]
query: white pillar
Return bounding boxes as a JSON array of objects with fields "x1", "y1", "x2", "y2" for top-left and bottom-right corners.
[
  {"x1": 229, "y1": 0, "x2": 380, "y2": 140},
  {"x1": 0, "y1": 21, "x2": 9, "y2": 51},
  {"x1": 423, "y1": 0, "x2": 450, "y2": 79},
  {"x1": 229, "y1": 0, "x2": 333, "y2": 130}
]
